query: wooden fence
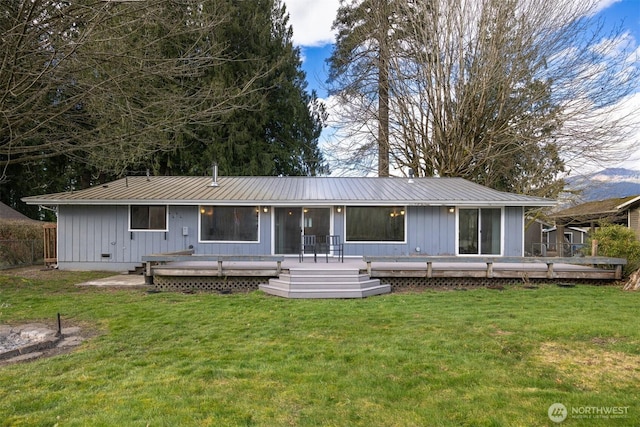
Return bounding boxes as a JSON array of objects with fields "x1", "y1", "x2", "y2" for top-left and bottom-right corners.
[{"x1": 43, "y1": 223, "x2": 57, "y2": 266}]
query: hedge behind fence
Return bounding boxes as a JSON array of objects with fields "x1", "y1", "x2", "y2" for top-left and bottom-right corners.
[{"x1": 0, "y1": 220, "x2": 46, "y2": 268}]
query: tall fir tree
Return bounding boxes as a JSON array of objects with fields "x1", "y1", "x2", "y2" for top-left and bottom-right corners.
[
  {"x1": 328, "y1": 0, "x2": 409, "y2": 177},
  {"x1": 150, "y1": 0, "x2": 327, "y2": 177}
]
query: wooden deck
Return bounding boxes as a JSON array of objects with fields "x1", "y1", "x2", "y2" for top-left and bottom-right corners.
[
  {"x1": 143, "y1": 253, "x2": 626, "y2": 287},
  {"x1": 362, "y1": 255, "x2": 625, "y2": 281}
]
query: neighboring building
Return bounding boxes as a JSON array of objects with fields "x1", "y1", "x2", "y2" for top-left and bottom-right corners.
[
  {"x1": 0, "y1": 201, "x2": 38, "y2": 222},
  {"x1": 524, "y1": 217, "x2": 586, "y2": 256},
  {"x1": 23, "y1": 175, "x2": 555, "y2": 271},
  {"x1": 524, "y1": 217, "x2": 548, "y2": 256},
  {"x1": 552, "y1": 195, "x2": 640, "y2": 239},
  {"x1": 549, "y1": 195, "x2": 640, "y2": 256},
  {"x1": 541, "y1": 225, "x2": 588, "y2": 256}
]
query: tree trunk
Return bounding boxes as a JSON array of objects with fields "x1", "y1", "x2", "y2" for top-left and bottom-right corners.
[{"x1": 377, "y1": 5, "x2": 390, "y2": 177}]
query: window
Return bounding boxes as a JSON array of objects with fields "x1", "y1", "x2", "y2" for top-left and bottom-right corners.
[
  {"x1": 200, "y1": 206, "x2": 259, "y2": 242},
  {"x1": 346, "y1": 206, "x2": 405, "y2": 242},
  {"x1": 458, "y1": 208, "x2": 501, "y2": 255},
  {"x1": 130, "y1": 205, "x2": 167, "y2": 231}
]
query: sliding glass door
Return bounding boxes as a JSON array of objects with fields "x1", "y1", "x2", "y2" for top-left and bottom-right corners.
[
  {"x1": 458, "y1": 208, "x2": 501, "y2": 255},
  {"x1": 274, "y1": 207, "x2": 330, "y2": 255}
]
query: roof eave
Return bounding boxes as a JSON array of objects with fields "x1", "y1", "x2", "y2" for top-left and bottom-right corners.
[
  {"x1": 23, "y1": 198, "x2": 556, "y2": 207},
  {"x1": 616, "y1": 195, "x2": 640, "y2": 210}
]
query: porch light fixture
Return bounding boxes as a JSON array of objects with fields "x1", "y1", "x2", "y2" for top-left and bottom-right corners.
[
  {"x1": 448, "y1": 207, "x2": 455, "y2": 214},
  {"x1": 336, "y1": 206, "x2": 342, "y2": 213},
  {"x1": 263, "y1": 207, "x2": 269, "y2": 213}
]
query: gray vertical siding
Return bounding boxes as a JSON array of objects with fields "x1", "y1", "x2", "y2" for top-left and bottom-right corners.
[
  {"x1": 504, "y1": 206, "x2": 524, "y2": 256},
  {"x1": 342, "y1": 206, "x2": 455, "y2": 257},
  {"x1": 407, "y1": 206, "x2": 455, "y2": 255},
  {"x1": 57, "y1": 203, "x2": 527, "y2": 270},
  {"x1": 58, "y1": 205, "x2": 274, "y2": 271}
]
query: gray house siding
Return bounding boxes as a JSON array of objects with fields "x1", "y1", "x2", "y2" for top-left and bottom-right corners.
[
  {"x1": 407, "y1": 206, "x2": 455, "y2": 256},
  {"x1": 58, "y1": 205, "x2": 131, "y2": 270},
  {"x1": 58, "y1": 205, "x2": 273, "y2": 270},
  {"x1": 57, "y1": 203, "x2": 527, "y2": 271},
  {"x1": 340, "y1": 206, "x2": 454, "y2": 257},
  {"x1": 504, "y1": 206, "x2": 524, "y2": 256}
]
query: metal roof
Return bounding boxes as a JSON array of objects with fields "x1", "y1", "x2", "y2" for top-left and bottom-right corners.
[
  {"x1": 0, "y1": 201, "x2": 38, "y2": 221},
  {"x1": 551, "y1": 194, "x2": 640, "y2": 226},
  {"x1": 552, "y1": 195, "x2": 640, "y2": 218},
  {"x1": 22, "y1": 176, "x2": 555, "y2": 207}
]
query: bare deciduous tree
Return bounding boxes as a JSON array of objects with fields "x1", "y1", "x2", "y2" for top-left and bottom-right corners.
[
  {"x1": 0, "y1": 0, "x2": 264, "y2": 180},
  {"x1": 327, "y1": 0, "x2": 639, "y2": 196}
]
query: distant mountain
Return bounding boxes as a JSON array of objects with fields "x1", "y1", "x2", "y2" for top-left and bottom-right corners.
[{"x1": 566, "y1": 168, "x2": 640, "y2": 202}]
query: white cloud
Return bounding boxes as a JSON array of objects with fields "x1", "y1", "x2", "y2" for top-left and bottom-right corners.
[
  {"x1": 282, "y1": 0, "x2": 340, "y2": 46},
  {"x1": 282, "y1": 0, "x2": 626, "y2": 47},
  {"x1": 593, "y1": 0, "x2": 623, "y2": 14},
  {"x1": 613, "y1": 91, "x2": 640, "y2": 170},
  {"x1": 294, "y1": 0, "x2": 640, "y2": 175}
]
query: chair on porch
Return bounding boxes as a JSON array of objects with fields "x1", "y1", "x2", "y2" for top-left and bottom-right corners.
[
  {"x1": 299, "y1": 234, "x2": 317, "y2": 262},
  {"x1": 322, "y1": 235, "x2": 344, "y2": 263}
]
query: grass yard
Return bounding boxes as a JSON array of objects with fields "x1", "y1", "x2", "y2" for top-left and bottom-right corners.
[{"x1": 0, "y1": 269, "x2": 638, "y2": 426}]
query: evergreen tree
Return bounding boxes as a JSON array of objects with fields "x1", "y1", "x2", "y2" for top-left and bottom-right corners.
[
  {"x1": 150, "y1": 0, "x2": 328, "y2": 177},
  {"x1": 2, "y1": 0, "x2": 327, "y2": 215},
  {"x1": 328, "y1": 0, "x2": 404, "y2": 177}
]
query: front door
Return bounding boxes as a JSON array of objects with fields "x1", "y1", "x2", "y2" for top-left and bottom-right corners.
[{"x1": 274, "y1": 207, "x2": 330, "y2": 255}]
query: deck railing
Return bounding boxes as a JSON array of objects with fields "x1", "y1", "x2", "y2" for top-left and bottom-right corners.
[
  {"x1": 142, "y1": 250, "x2": 285, "y2": 279},
  {"x1": 363, "y1": 255, "x2": 627, "y2": 280}
]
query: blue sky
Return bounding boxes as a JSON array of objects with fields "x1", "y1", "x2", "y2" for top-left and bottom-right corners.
[
  {"x1": 287, "y1": 0, "x2": 640, "y2": 97},
  {"x1": 283, "y1": 0, "x2": 640, "y2": 171}
]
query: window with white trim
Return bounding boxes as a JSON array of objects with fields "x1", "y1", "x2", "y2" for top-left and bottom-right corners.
[
  {"x1": 346, "y1": 206, "x2": 405, "y2": 242},
  {"x1": 200, "y1": 206, "x2": 259, "y2": 242}
]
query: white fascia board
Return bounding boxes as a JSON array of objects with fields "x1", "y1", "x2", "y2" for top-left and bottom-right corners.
[
  {"x1": 23, "y1": 198, "x2": 556, "y2": 207},
  {"x1": 616, "y1": 196, "x2": 640, "y2": 210}
]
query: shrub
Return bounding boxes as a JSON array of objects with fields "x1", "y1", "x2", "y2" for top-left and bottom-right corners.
[
  {"x1": 0, "y1": 220, "x2": 46, "y2": 267},
  {"x1": 586, "y1": 224, "x2": 640, "y2": 277}
]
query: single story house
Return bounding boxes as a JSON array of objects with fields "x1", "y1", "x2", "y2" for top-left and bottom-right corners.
[{"x1": 23, "y1": 175, "x2": 555, "y2": 272}]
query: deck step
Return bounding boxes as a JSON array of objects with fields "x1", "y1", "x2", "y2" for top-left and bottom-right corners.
[{"x1": 260, "y1": 267, "x2": 390, "y2": 299}]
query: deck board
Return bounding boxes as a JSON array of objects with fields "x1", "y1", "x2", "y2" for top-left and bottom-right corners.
[{"x1": 149, "y1": 257, "x2": 620, "y2": 281}]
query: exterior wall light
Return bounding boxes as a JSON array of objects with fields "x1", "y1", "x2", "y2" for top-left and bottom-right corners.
[
  {"x1": 263, "y1": 207, "x2": 269, "y2": 213},
  {"x1": 448, "y1": 207, "x2": 455, "y2": 214},
  {"x1": 336, "y1": 206, "x2": 343, "y2": 213}
]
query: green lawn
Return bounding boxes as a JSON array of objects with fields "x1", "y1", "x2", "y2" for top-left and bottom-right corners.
[{"x1": 0, "y1": 269, "x2": 638, "y2": 426}]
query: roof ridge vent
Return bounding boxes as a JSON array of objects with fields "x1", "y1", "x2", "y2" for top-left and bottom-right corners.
[{"x1": 210, "y1": 162, "x2": 220, "y2": 187}]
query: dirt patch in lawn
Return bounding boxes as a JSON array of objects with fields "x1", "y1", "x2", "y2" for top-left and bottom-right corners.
[
  {"x1": 0, "y1": 320, "x2": 100, "y2": 366},
  {"x1": 538, "y1": 341, "x2": 640, "y2": 391},
  {"x1": 0, "y1": 265, "x2": 59, "y2": 280},
  {"x1": 1, "y1": 265, "x2": 115, "y2": 282}
]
